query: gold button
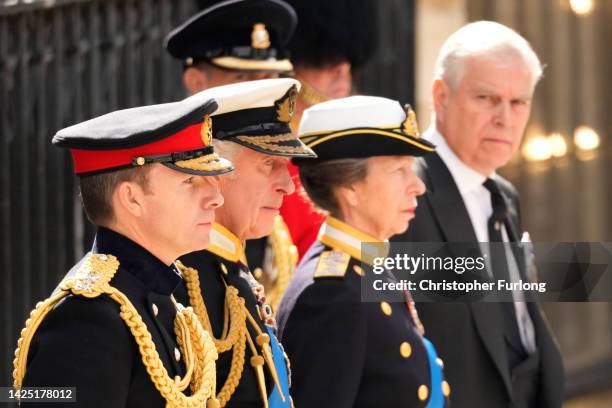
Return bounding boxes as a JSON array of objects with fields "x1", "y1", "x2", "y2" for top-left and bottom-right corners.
[
  {"x1": 152, "y1": 303, "x2": 159, "y2": 317},
  {"x1": 353, "y1": 265, "x2": 364, "y2": 276},
  {"x1": 442, "y1": 380, "x2": 451, "y2": 397},
  {"x1": 220, "y1": 263, "x2": 228, "y2": 275},
  {"x1": 253, "y1": 267, "x2": 263, "y2": 279},
  {"x1": 418, "y1": 384, "x2": 429, "y2": 401},
  {"x1": 174, "y1": 347, "x2": 181, "y2": 362},
  {"x1": 400, "y1": 341, "x2": 412, "y2": 358},
  {"x1": 380, "y1": 301, "x2": 392, "y2": 316},
  {"x1": 436, "y1": 357, "x2": 444, "y2": 368},
  {"x1": 136, "y1": 156, "x2": 145, "y2": 166}
]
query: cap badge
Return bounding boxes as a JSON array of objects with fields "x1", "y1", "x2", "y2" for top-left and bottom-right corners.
[
  {"x1": 401, "y1": 104, "x2": 420, "y2": 138},
  {"x1": 275, "y1": 85, "x2": 297, "y2": 123},
  {"x1": 251, "y1": 23, "x2": 271, "y2": 49},
  {"x1": 201, "y1": 115, "x2": 213, "y2": 146}
]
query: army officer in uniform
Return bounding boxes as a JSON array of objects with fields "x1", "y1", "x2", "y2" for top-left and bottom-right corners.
[
  {"x1": 173, "y1": 78, "x2": 316, "y2": 408},
  {"x1": 277, "y1": 96, "x2": 450, "y2": 408},
  {"x1": 13, "y1": 93, "x2": 234, "y2": 406}
]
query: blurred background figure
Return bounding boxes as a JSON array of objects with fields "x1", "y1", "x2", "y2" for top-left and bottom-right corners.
[
  {"x1": 168, "y1": 0, "x2": 296, "y2": 92},
  {"x1": 280, "y1": 0, "x2": 379, "y2": 260}
]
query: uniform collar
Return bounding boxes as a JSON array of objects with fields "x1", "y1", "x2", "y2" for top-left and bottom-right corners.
[
  {"x1": 93, "y1": 227, "x2": 182, "y2": 295},
  {"x1": 318, "y1": 216, "x2": 389, "y2": 265},
  {"x1": 207, "y1": 222, "x2": 248, "y2": 265}
]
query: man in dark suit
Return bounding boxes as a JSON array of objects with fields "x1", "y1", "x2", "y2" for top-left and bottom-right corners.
[{"x1": 393, "y1": 21, "x2": 564, "y2": 408}]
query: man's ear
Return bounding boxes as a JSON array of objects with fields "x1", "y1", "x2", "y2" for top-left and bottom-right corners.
[
  {"x1": 183, "y1": 67, "x2": 208, "y2": 95},
  {"x1": 113, "y1": 181, "x2": 146, "y2": 218},
  {"x1": 432, "y1": 78, "x2": 450, "y2": 121}
]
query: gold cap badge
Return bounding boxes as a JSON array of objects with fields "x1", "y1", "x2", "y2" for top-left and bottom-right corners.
[
  {"x1": 401, "y1": 104, "x2": 420, "y2": 138},
  {"x1": 201, "y1": 115, "x2": 213, "y2": 146},
  {"x1": 251, "y1": 23, "x2": 271, "y2": 49},
  {"x1": 275, "y1": 85, "x2": 297, "y2": 123}
]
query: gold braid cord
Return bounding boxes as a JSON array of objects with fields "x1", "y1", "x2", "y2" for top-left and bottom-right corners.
[
  {"x1": 178, "y1": 262, "x2": 248, "y2": 407},
  {"x1": 13, "y1": 254, "x2": 220, "y2": 408},
  {"x1": 265, "y1": 216, "x2": 299, "y2": 309},
  {"x1": 295, "y1": 77, "x2": 329, "y2": 107}
]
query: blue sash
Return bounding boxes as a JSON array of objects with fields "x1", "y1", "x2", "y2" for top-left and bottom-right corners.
[
  {"x1": 266, "y1": 327, "x2": 292, "y2": 408},
  {"x1": 423, "y1": 337, "x2": 445, "y2": 408}
]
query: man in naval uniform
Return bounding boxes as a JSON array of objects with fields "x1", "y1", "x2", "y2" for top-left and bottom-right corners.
[
  {"x1": 13, "y1": 93, "x2": 234, "y2": 407},
  {"x1": 173, "y1": 78, "x2": 316, "y2": 408},
  {"x1": 165, "y1": 0, "x2": 300, "y2": 307}
]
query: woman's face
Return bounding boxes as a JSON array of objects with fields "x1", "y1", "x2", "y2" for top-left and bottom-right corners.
[{"x1": 348, "y1": 156, "x2": 426, "y2": 240}]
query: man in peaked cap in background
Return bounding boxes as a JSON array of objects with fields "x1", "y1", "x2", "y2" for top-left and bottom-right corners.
[
  {"x1": 166, "y1": 0, "x2": 296, "y2": 93},
  {"x1": 166, "y1": 0, "x2": 301, "y2": 307},
  {"x1": 13, "y1": 94, "x2": 233, "y2": 407},
  {"x1": 173, "y1": 78, "x2": 316, "y2": 408},
  {"x1": 279, "y1": 0, "x2": 379, "y2": 261}
]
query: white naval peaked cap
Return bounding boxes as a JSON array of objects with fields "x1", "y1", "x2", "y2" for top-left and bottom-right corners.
[
  {"x1": 298, "y1": 95, "x2": 405, "y2": 136},
  {"x1": 186, "y1": 78, "x2": 316, "y2": 158},
  {"x1": 293, "y1": 95, "x2": 435, "y2": 164},
  {"x1": 185, "y1": 77, "x2": 300, "y2": 115}
]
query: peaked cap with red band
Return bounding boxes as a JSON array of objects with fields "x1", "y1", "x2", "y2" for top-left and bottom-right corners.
[{"x1": 53, "y1": 96, "x2": 234, "y2": 176}]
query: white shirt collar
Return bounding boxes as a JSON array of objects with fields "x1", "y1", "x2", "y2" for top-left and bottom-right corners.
[{"x1": 424, "y1": 125, "x2": 493, "y2": 194}]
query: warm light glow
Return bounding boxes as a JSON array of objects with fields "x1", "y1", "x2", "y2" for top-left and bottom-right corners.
[
  {"x1": 522, "y1": 135, "x2": 552, "y2": 162},
  {"x1": 549, "y1": 132, "x2": 568, "y2": 157},
  {"x1": 574, "y1": 126, "x2": 600, "y2": 151},
  {"x1": 570, "y1": 0, "x2": 594, "y2": 16}
]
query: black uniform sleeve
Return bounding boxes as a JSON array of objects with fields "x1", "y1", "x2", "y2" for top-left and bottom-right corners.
[
  {"x1": 281, "y1": 279, "x2": 366, "y2": 408},
  {"x1": 21, "y1": 295, "x2": 134, "y2": 407}
]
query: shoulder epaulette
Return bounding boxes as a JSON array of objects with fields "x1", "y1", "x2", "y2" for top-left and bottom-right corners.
[
  {"x1": 314, "y1": 250, "x2": 351, "y2": 279},
  {"x1": 13, "y1": 253, "x2": 119, "y2": 391},
  {"x1": 60, "y1": 253, "x2": 120, "y2": 298}
]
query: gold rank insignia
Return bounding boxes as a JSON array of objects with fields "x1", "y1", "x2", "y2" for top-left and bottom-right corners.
[
  {"x1": 401, "y1": 104, "x2": 420, "y2": 138},
  {"x1": 251, "y1": 23, "x2": 271, "y2": 49},
  {"x1": 314, "y1": 250, "x2": 351, "y2": 279},
  {"x1": 201, "y1": 115, "x2": 213, "y2": 146},
  {"x1": 275, "y1": 85, "x2": 297, "y2": 123}
]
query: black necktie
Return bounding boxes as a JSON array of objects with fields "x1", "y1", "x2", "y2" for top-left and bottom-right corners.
[{"x1": 483, "y1": 178, "x2": 527, "y2": 365}]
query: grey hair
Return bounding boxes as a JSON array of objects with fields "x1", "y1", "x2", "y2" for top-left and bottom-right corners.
[
  {"x1": 212, "y1": 139, "x2": 248, "y2": 179},
  {"x1": 298, "y1": 158, "x2": 369, "y2": 217},
  {"x1": 434, "y1": 21, "x2": 543, "y2": 90}
]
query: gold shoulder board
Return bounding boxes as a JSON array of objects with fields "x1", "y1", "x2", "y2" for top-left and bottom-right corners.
[
  {"x1": 60, "y1": 253, "x2": 120, "y2": 298},
  {"x1": 13, "y1": 253, "x2": 119, "y2": 390},
  {"x1": 314, "y1": 250, "x2": 351, "y2": 279}
]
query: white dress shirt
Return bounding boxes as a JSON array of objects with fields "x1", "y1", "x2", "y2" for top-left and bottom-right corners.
[{"x1": 425, "y1": 125, "x2": 536, "y2": 353}]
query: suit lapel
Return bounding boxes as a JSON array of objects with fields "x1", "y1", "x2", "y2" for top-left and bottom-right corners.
[{"x1": 424, "y1": 153, "x2": 514, "y2": 397}]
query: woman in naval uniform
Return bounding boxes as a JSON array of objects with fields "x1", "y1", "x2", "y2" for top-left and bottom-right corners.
[{"x1": 276, "y1": 96, "x2": 450, "y2": 408}]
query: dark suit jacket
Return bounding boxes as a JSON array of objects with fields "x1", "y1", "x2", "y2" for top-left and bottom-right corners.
[
  {"x1": 22, "y1": 228, "x2": 186, "y2": 407},
  {"x1": 392, "y1": 153, "x2": 564, "y2": 408}
]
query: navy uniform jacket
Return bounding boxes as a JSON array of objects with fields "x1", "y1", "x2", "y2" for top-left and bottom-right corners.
[
  {"x1": 21, "y1": 227, "x2": 186, "y2": 407},
  {"x1": 277, "y1": 217, "x2": 449, "y2": 408},
  {"x1": 176, "y1": 223, "x2": 291, "y2": 408}
]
